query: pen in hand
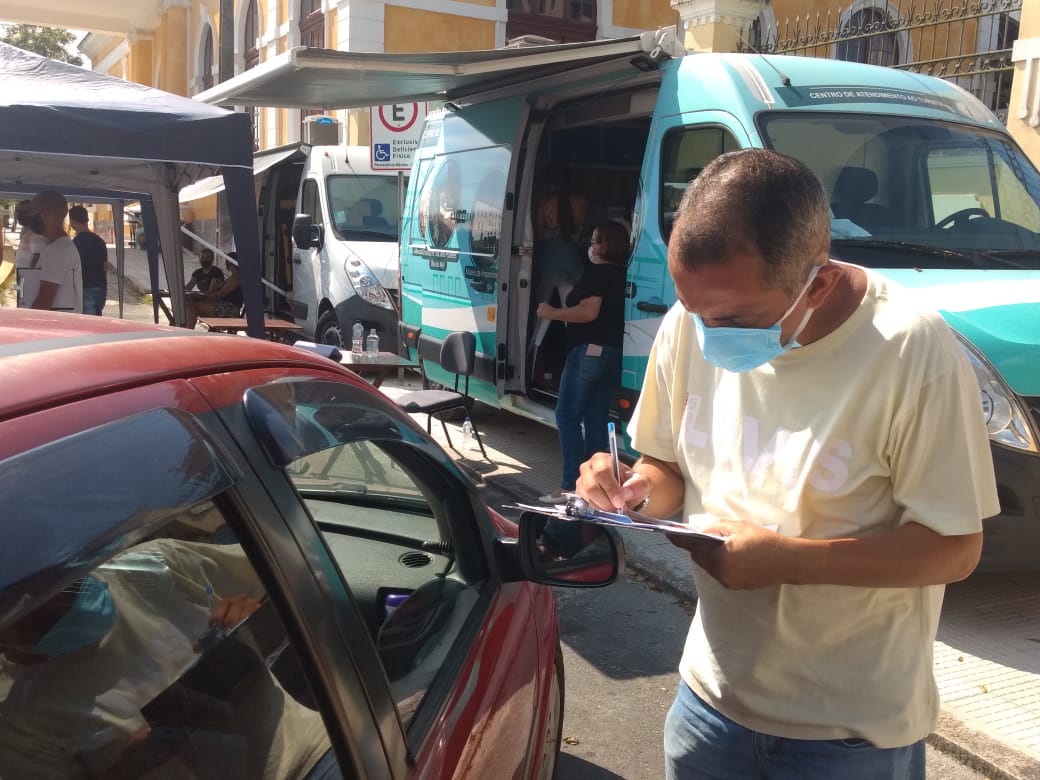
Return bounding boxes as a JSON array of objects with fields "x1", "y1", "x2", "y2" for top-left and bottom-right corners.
[{"x1": 608, "y1": 422, "x2": 623, "y2": 510}]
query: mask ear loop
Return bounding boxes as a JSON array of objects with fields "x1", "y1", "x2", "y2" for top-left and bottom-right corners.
[{"x1": 779, "y1": 265, "x2": 822, "y2": 347}]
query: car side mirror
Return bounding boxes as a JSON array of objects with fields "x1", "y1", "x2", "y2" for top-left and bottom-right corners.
[
  {"x1": 292, "y1": 213, "x2": 323, "y2": 250},
  {"x1": 517, "y1": 511, "x2": 623, "y2": 587}
]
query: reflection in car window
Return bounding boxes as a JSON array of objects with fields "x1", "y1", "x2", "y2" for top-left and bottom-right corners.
[
  {"x1": 245, "y1": 380, "x2": 485, "y2": 731},
  {"x1": 0, "y1": 487, "x2": 341, "y2": 779}
]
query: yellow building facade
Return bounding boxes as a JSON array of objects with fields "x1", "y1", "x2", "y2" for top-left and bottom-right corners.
[{"x1": 80, "y1": 0, "x2": 678, "y2": 154}]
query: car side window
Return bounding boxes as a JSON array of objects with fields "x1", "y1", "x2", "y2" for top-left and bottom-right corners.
[
  {"x1": 660, "y1": 126, "x2": 740, "y2": 239},
  {"x1": 244, "y1": 380, "x2": 487, "y2": 730},
  {"x1": 0, "y1": 409, "x2": 344, "y2": 780}
]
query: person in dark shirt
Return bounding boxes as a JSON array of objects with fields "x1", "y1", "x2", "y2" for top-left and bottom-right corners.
[
  {"x1": 184, "y1": 248, "x2": 224, "y2": 296},
  {"x1": 535, "y1": 220, "x2": 629, "y2": 503},
  {"x1": 69, "y1": 206, "x2": 109, "y2": 316},
  {"x1": 186, "y1": 253, "x2": 243, "y2": 329}
]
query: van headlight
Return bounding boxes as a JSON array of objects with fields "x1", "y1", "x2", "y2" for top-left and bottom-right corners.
[
  {"x1": 957, "y1": 336, "x2": 1039, "y2": 453},
  {"x1": 345, "y1": 259, "x2": 393, "y2": 310}
]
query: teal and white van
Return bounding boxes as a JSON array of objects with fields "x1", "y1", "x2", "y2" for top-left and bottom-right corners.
[{"x1": 200, "y1": 31, "x2": 1040, "y2": 570}]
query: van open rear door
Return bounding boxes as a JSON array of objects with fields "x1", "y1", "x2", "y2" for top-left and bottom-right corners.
[{"x1": 194, "y1": 29, "x2": 682, "y2": 110}]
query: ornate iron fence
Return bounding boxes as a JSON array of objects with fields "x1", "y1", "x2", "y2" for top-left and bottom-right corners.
[{"x1": 741, "y1": 0, "x2": 1022, "y2": 117}]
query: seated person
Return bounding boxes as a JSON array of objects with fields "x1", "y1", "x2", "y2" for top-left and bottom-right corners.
[
  {"x1": 343, "y1": 200, "x2": 372, "y2": 230},
  {"x1": 184, "y1": 248, "x2": 225, "y2": 297},
  {"x1": 360, "y1": 199, "x2": 389, "y2": 230},
  {"x1": 186, "y1": 253, "x2": 242, "y2": 329},
  {"x1": 0, "y1": 538, "x2": 333, "y2": 780}
]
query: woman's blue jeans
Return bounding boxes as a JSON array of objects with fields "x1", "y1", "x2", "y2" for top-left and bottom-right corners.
[
  {"x1": 665, "y1": 680, "x2": 926, "y2": 780},
  {"x1": 554, "y1": 343, "x2": 621, "y2": 490}
]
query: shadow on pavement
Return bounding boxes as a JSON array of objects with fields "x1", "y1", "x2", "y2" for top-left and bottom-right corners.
[
  {"x1": 557, "y1": 753, "x2": 626, "y2": 780},
  {"x1": 555, "y1": 582, "x2": 687, "y2": 681}
]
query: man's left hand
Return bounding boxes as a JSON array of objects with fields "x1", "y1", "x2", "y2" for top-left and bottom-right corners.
[{"x1": 668, "y1": 520, "x2": 792, "y2": 590}]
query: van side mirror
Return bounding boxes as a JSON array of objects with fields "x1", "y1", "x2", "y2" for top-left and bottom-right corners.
[
  {"x1": 292, "y1": 213, "x2": 323, "y2": 250},
  {"x1": 516, "y1": 511, "x2": 623, "y2": 587}
]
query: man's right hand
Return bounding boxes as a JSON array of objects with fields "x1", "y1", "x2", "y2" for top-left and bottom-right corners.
[{"x1": 576, "y1": 452, "x2": 648, "y2": 512}]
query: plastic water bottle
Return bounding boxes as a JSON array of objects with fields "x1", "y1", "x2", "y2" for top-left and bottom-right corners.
[
  {"x1": 462, "y1": 417, "x2": 476, "y2": 450},
  {"x1": 351, "y1": 321, "x2": 364, "y2": 357},
  {"x1": 366, "y1": 328, "x2": 380, "y2": 356}
]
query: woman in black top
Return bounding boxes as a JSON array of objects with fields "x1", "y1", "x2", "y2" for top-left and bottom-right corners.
[{"x1": 535, "y1": 221, "x2": 629, "y2": 503}]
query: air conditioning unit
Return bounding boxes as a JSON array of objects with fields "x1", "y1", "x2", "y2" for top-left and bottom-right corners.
[{"x1": 303, "y1": 115, "x2": 342, "y2": 146}]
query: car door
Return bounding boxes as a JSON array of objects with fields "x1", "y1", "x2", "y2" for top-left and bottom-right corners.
[
  {"x1": 192, "y1": 366, "x2": 550, "y2": 779},
  {"x1": 0, "y1": 379, "x2": 381, "y2": 780}
]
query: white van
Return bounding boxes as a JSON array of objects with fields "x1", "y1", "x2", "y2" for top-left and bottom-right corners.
[
  {"x1": 181, "y1": 129, "x2": 402, "y2": 350},
  {"x1": 259, "y1": 141, "x2": 403, "y2": 349}
]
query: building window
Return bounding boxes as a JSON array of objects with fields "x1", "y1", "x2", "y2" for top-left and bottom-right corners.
[
  {"x1": 300, "y1": 0, "x2": 325, "y2": 49},
  {"x1": 836, "y1": 8, "x2": 899, "y2": 67},
  {"x1": 202, "y1": 26, "x2": 215, "y2": 91},
  {"x1": 506, "y1": 0, "x2": 597, "y2": 44},
  {"x1": 299, "y1": 0, "x2": 325, "y2": 129},
  {"x1": 244, "y1": 0, "x2": 260, "y2": 70}
]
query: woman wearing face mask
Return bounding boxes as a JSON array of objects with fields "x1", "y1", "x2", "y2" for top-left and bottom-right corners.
[{"x1": 535, "y1": 220, "x2": 629, "y2": 504}]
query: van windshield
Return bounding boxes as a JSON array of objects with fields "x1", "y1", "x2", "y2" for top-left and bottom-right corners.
[
  {"x1": 326, "y1": 174, "x2": 402, "y2": 242},
  {"x1": 759, "y1": 113, "x2": 1040, "y2": 270}
]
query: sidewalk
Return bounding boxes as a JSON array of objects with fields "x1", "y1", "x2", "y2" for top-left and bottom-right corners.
[{"x1": 377, "y1": 375, "x2": 1040, "y2": 780}]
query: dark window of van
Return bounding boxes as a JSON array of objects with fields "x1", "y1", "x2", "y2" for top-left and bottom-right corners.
[
  {"x1": 301, "y1": 179, "x2": 322, "y2": 227},
  {"x1": 660, "y1": 127, "x2": 740, "y2": 239}
]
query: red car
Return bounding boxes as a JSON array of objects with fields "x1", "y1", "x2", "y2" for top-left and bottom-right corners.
[{"x1": 0, "y1": 310, "x2": 621, "y2": 780}]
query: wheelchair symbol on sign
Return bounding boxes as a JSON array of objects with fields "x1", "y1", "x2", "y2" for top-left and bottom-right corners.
[{"x1": 374, "y1": 144, "x2": 391, "y2": 162}]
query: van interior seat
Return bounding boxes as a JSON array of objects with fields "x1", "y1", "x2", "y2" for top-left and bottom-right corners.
[{"x1": 830, "y1": 166, "x2": 894, "y2": 233}]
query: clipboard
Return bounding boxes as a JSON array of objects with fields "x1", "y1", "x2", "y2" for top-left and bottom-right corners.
[{"x1": 508, "y1": 496, "x2": 728, "y2": 544}]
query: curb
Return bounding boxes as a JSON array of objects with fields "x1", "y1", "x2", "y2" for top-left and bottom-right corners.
[
  {"x1": 464, "y1": 460, "x2": 1036, "y2": 777},
  {"x1": 929, "y1": 711, "x2": 1040, "y2": 780}
]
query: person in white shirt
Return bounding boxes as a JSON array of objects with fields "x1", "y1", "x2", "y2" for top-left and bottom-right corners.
[
  {"x1": 575, "y1": 150, "x2": 999, "y2": 780},
  {"x1": 13, "y1": 199, "x2": 45, "y2": 268},
  {"x1": 22, "y1": 190, "x2": 82, "y2": 313}
]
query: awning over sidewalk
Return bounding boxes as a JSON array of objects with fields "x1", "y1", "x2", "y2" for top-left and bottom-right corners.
[
  {"x1": 179, "y1": 144, "x2": 302, "y2": 203},
  {"x1": 194, "y1": 28, "x2": 682, "y2": 110}
]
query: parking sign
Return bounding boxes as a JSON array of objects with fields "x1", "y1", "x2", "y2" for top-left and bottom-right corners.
[{"x1": 370, "y1": 103, "x2": 427, "y2": 171}]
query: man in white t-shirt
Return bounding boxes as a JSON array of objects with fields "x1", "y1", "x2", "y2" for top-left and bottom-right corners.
[
  {"x1": 575, "y1": 150, "x2": 999, "y2": 779},
  {"x1": 12, "y1": 200, "x2": 46, "y2": 307},
  {"x1": 22, "y1": 190, "x2": 82, "y2": 313}
]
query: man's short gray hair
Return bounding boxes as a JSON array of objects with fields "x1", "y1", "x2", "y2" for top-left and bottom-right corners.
[{"x1": 670, "y1": 150, "x2": 831, "y2": 295}]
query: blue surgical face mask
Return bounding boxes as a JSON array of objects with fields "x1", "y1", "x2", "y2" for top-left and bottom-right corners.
[
  {"x1": 691, "y1": 265, "x2": 821, "y2": 373},
  {"x1": 31, "y1": 576, "x2": 115, "y2": 660}
]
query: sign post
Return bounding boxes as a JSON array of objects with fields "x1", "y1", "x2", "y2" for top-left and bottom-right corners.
[{"x1": 370, "y1": 102, "x2": 427, "y2": 172}]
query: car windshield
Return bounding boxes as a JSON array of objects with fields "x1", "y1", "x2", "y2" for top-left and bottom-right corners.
[
  {"x1": 759, "y1": 112, "x2": 1040, "y2": 270},
  {"x1": 326, "y1": 173, "x2": 402, "y2": 242}
]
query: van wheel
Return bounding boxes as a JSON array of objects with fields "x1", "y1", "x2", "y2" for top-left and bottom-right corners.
[{"x1": 317, "y1": 310, "x2": 344, "y2": 347}]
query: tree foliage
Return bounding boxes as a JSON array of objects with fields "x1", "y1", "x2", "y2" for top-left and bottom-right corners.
[{"x1": 0, "y1": 24, "x2": 83, "y2": 66}]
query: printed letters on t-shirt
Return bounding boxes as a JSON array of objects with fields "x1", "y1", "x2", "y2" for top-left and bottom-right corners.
[{"x1": 679, "y1": 393, "x2": 853, "y2": 493}]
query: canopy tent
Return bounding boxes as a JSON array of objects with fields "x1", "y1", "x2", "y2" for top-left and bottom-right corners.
[{"x1": 0, "y1": 43, "x2": 264, "y2": 337}]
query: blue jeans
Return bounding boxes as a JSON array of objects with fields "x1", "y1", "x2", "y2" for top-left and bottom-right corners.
[
  {"x1": 555, "y1": 343, "x2": 621, "y2": 490},
  {"x1": 665, "y1": 680, "x2": 925, "y2": 780},
  {"x1": 82, "y1": 286, "x2": 107, "y2": 316}
]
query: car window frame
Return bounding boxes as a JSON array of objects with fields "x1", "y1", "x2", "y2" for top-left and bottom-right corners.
[
  {"x1": 196, "y1": 366, "x2": 505, "y2": 767},
  {"x1": 0, "y1": 381, "x2": 379, "y2": 779}
]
